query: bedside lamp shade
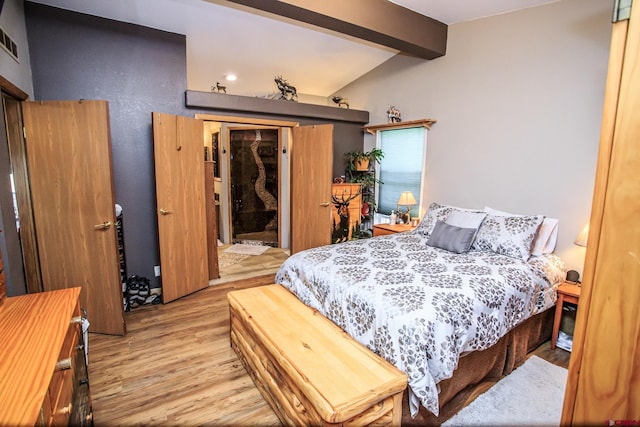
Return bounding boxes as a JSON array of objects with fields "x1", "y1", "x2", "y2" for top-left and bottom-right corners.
[
  {"x1": 397, "y1": 191, "x2": 417, "y2": 224},
  {"x1": 397, "y1": 191, "x2": 417, "y2": 207},
  {"x1": 574, "y1": 223, "x2": 589, "y2": 247}
]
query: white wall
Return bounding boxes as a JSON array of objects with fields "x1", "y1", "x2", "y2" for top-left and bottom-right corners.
[
  {"x1": 0, "y1": 0, "x2": 34, "y2": 97},
  {"x1": 338, "y1": 0, "x2": 612, "y2": 273}
]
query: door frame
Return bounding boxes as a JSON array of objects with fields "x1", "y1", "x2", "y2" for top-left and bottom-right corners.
[
  {"x1": 195, "y1": 114, "x2": 297, "y2": 249},
  {"x1": 1, "y1": 79, "x2": 38, "y2": 296}
]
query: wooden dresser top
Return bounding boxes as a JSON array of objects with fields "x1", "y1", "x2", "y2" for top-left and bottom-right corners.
[{"x1": 0, "y1": 287, "x2": 81, "y2": 425}]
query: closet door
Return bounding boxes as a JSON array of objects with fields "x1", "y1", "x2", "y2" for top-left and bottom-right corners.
[
  {"x1": 152, "y1": 112, "x2": 208, "y2": 303},
  {"x1": 561, "y1": 2, "x2": 640, "y2": 423},
  {"x1": 22, "y1": 100, "x2": 125, "y2": 335},
  {"x1": 290, "y1": 124, "x2": 333, "y2": 254}
]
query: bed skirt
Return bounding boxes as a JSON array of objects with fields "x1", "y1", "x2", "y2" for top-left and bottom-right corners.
[{"x1": 401, "y1": 307, "x2": 555, "y2": 425}]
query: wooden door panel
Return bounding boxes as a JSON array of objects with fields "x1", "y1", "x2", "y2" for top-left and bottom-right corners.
[
  {"x1": 153, "y1": 113, "x2": 208, "y2": 303},
  {"x1": 562, "y1": 3, "x2": 640, "y2": 423},
  {"x1": 291, "y1": 125, "x2": 333, "y2": 254},
  {"x1": 22, "y1": 100, "x2": 125, "y2": 335}
]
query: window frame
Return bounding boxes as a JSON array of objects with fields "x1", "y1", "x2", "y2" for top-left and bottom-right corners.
[{"x1": 364, "y1": 119, "x2": 435, "y2": 224}]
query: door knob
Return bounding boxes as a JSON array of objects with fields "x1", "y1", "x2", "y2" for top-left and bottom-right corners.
[
  {"x1": 160, "y1": 209, "x2": 173, "y2": 215},
  {"x1": 320, "y1": 202, "x2": 330, "y2": 207},
  {"x1": 93, "y1": 221, "x2": 112, "y2": 230}
]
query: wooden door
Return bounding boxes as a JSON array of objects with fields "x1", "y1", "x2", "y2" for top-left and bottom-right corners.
[
  {"x1": 21, "y1": 100, "x2": 125, "y2": 335},
  {"x1": 290, "y1": 124, "x2": 333, "y2": 254},
  {"x1": 561, "y1": 2, "x2": 640, "y2": 423},
  {"x1": 153, "y1": 112, "x2": 209, "y2": 303}
]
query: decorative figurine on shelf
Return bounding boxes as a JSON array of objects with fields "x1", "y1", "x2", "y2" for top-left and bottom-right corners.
[
  {"x1": 387, "y1": 105, "x2": 402, "y2": 123},
  {"x1": 331, "y1": 95, "x2": 350, "y2": 108},
  {"x1": 274, "y1": 76, "x2": 298, "y2": 102},
  {"x1": 211, "y1": 82, "x2": 227, "y2": 93}
]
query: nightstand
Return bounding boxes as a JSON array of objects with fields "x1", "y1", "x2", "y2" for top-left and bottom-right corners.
[
  {"x1": 373, "y1": 223, "x2": 416, "y2": 236},
  {"x1": 551, "y1": 282, "x2": 581, "y2": 350}
]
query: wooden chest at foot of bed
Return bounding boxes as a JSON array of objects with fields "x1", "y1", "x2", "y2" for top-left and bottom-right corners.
[{"x1": 228, "y1": 284, "x2": 407, "y2": 426}]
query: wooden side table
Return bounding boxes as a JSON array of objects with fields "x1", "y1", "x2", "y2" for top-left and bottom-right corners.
[
  {"x1": 551, "y1": 282, "x2": 581, "y2": 350},
  {"x1": 373, "y1": 223, "x2": 416, "y2": 236}
]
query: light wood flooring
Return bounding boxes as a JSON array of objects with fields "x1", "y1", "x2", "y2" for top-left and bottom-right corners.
[
  {"x1": 210, "y1": 245, "x2": 290, "y2": 285},
  {"x1": 89, "y1": 259, "x2": 571, "y2": 426}
]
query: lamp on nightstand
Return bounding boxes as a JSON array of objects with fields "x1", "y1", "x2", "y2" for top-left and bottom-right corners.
[
  {"x1": 566, "y1": 223, "x2": 590, "y2": 285},
  {"x1": 397, "y1": 191, "x2": 416, "y2": 224},
  {"x1": 574, "y1": 223, "x2": 589, "y2": 247}
]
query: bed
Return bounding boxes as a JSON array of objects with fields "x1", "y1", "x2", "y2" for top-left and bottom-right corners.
[{"x1": 275, "y1": 202, "x2": 566, "y2": 423}]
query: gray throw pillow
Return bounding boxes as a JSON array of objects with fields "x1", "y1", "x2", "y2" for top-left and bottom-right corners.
[{"x1": 426, "y1": 220, "x2": 477, "y2": 254}]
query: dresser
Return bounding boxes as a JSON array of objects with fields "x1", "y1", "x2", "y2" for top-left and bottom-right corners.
[
  {"x1": 0, "y1": 287, "x2": 92, "y2": 426},
  {"x1": 331, "y1": 183, "x2": 362, "y2": 242}
]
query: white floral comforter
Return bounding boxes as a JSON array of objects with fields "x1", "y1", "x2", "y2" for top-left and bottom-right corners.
[{"x1": 275, "y1": 231, "x2": 566, "y2": 417}]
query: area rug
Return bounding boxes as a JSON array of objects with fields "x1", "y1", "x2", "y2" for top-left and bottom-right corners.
[
  {"x1": 443, "y1": 356, "x2": 567, "y2": 426},
  {"x1": 223, "y1": 243, "x2": 271, "y2": 256},
  {"x1": 218, "y1": 252, "x2": 250, "y2": 269}
]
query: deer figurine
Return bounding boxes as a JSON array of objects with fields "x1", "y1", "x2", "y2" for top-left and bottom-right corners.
[{"x1": 211, "y1": 82, "x2": 226, "y2": 93}]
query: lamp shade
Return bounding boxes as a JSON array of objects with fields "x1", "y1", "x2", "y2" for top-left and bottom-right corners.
[
  {"x1": 574, "y1": 223, "x2": 589, "y2": 247},
  {"x1": 397, "y1": 191, "x2": 417, "y2": 206}
]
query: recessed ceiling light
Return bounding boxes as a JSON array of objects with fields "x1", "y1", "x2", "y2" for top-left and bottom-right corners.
[{"x1": 226, "y1": 74, "x2": 237, "y2": 81}]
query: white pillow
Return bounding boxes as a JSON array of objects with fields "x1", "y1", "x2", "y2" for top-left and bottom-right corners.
[
  {"x1": 484, "y1": 207, "x2": 559, "y2": 256},
  {"x1": 473, "y1": 213, "x2": 545, "y2": 261},
  {"x1": 445, "y1": 210, "x2": 487, "y2": 229},
  {"x1": 416, "y1": 202, "x2": 483, "y2": 236}
]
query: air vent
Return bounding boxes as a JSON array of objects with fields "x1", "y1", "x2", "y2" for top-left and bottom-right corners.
[{"x1": 0, "y1": 26, "x2": 18, "y2": 62}]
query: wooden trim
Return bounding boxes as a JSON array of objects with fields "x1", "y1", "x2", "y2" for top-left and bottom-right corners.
[
  {"x1": 0, "y1": 75, "x2": 28, "y2": 100},
  {"x1": 195, "y1": 113, "x2": 298, "y2": 128},
  {"x1": 186, "y1": 91, "x2": 370, "y2": 124},
  {"x1": 363, "y1": 118, "x2": 437, "y2": 134}
]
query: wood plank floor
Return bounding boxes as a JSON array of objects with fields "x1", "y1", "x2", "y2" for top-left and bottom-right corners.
[
  {"x1": 89, "y1": 258, "x2": 571, "y2": 426},
  {"x1": 89, "y1": 275, "x2": 281, "y2": 426},
  {"x1": 210, "y1": 245, "x2": 290, "y2": 285}
]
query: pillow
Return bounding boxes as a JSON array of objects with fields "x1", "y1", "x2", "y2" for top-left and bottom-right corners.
[
  {"x1": 472, "y1": 213, "x2": 545, "y2": 261},
  {"x1": 416, "y1": 202, "x2": 484, "y2": 237},
  {"x1": 484, "y1": 207, "x2": 559, "y2": 256},
  {"x1": 426, "y1": 220, "x2": 477, "y2": 254},
  {"x1": 445, "y1": 210, "x2": 487, "y2": 229}
]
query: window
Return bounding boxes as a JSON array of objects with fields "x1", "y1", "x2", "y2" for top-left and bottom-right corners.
[{"x1": 376, "y1": 126, "x2": 427, "y2": 218}]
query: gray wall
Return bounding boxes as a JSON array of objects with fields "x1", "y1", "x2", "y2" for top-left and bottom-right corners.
[
  {"x1": 25, "y1": 2, "x2": 189, "y2": 287},
  {"x1": 337, "y1": 0, "x2": 612, "y2": 272},
  {"x1": 24, "y1": 2, "x2": 364, "y2": 287}
]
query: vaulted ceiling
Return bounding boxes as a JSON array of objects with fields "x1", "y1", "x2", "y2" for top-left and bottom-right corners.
[{"x1": 28, "y1": 0, "x2": 559, "y2": 100}]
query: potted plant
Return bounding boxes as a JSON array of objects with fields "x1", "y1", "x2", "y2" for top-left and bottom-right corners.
[{"x1": 346, "y1": 148, "x2": 384, "y2": 172}]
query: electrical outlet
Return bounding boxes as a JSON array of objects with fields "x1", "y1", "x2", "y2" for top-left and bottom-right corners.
[{"x1": 154, "y1": 265, "x2": 161, "y2": 277}]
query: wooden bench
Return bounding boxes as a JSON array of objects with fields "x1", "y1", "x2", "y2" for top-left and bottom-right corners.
[{"x1": 228, "y1": 284, "x2": 407, "y2": 426}]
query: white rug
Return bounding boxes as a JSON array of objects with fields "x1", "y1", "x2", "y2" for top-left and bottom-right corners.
[
  {"x1": 218, "y1": 252, "x2": 250, "y2": 269},
  {"x1": 443, "y1": 356, "x2": 568, "y2": 427},
  {"x1": 223, "y1": 243, "x2": 271, "y2": 256}
]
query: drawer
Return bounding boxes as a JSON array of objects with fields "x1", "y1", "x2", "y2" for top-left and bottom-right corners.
[
  {"x1": 50, "y1": 368, "x2": 74, "y2": 425},
  {"x1": 48, "y1": 323, "x2": 79, "y2": 421}
]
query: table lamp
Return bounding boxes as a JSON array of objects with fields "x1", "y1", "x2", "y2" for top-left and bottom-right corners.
[
  {"x1": 397, "y1": 191, "x2": 416, "y2": 224},
  {"x1": 574, "y1": 223, "x2": 589, "y2": 247}
]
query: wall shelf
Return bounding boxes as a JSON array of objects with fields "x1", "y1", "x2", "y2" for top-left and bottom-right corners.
[
  {"x1": 185, "y1": 90, "x2": 370, "y2": 124},
  {"x1": 363, "y1": 118, "x2": 437, "y2": 134}
]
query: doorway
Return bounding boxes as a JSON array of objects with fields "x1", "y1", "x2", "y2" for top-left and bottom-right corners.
[
  {"x1": 229, "y1": 128, "x2": 279, "y2": 247},
  {"x1": 197, "y1": 114, "x2": 297, "y2": 251}
]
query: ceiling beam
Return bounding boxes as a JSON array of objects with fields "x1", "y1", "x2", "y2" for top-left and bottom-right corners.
[{"x1": 222, "y1": 0, "x2": 447, "y2": 59}]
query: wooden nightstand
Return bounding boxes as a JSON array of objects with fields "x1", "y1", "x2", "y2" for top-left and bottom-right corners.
[
  {"x1": 551, "y1": 282, "x2": 581, "y2": 350},
  {"x1": 373, "y1": 223, "x2": 416, "y2": 236}
]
